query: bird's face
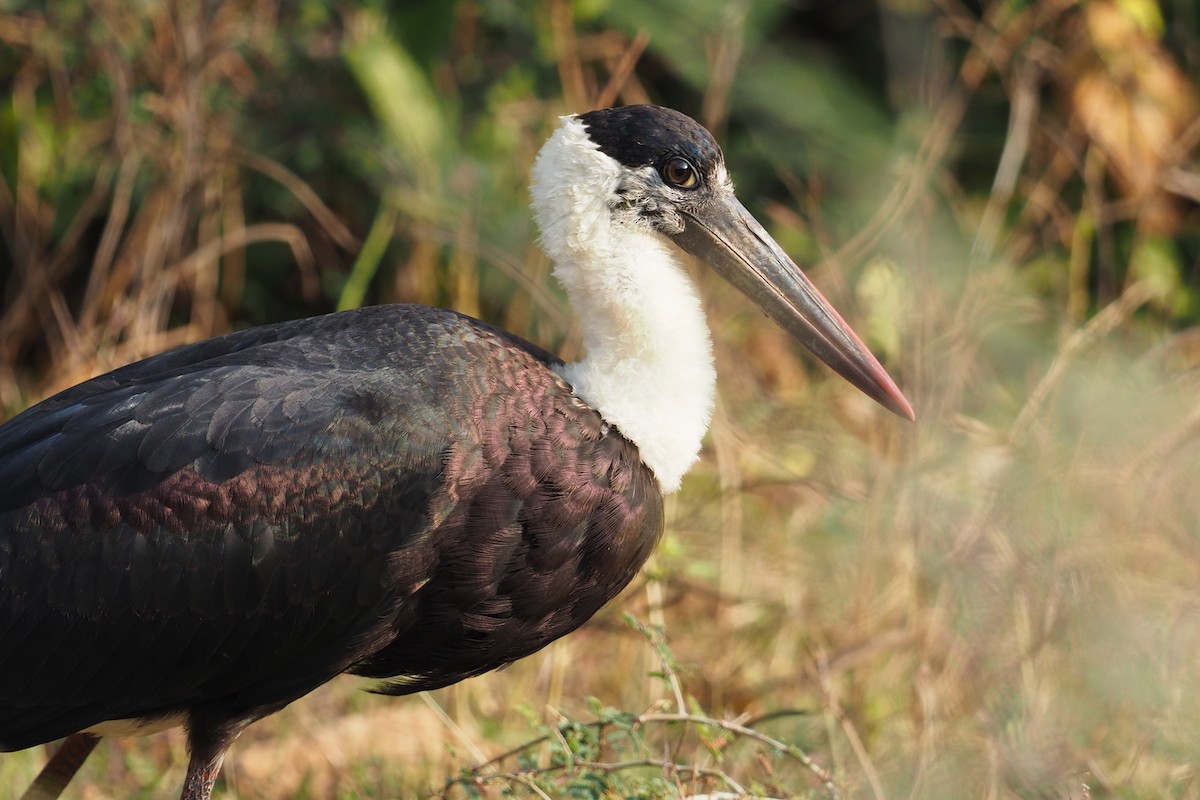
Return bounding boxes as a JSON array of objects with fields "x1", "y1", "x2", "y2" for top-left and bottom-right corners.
[
  {"x1": 575, "y1": 105, "x2": 914, "y2": 420},
  {"x1": 576, "y1": 105, "x2": 732, "y2": 240}
]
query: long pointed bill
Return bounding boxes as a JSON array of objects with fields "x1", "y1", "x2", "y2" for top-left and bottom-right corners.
[{"x1": 671, "y1": 195, "x2": 915, "y2": 420}]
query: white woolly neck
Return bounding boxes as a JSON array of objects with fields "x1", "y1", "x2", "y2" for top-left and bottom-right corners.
[{"x1": 530, "y1": 115, "x2": 716, "y2": 493}]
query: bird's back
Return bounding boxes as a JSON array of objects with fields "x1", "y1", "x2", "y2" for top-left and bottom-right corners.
[{"x1": 0, "y1": 304, "x2": 663, "y2": 751}]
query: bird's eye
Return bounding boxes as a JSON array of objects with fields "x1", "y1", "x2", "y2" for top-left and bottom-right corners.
[{"x1": 661, "y1": 157, "x2": 699, "y2": 189}]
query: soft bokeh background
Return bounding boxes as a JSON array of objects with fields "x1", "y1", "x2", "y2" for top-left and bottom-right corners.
[{"x1": 2, "y1": 0, "x2": 1199, "y2": 797}]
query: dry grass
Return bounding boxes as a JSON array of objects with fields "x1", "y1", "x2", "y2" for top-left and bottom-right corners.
[{"x1": 3, "y1": 0, "x2": 1200, "y2": 798}]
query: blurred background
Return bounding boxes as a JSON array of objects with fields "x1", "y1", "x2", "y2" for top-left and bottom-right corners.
[{"x1": 2, "y1": 0, "x2": 1199, "y2": 797}]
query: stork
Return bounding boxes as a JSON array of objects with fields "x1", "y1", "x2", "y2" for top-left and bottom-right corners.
[{"x1": 0, "y1": 105, "x2": 913, "y2": 800}]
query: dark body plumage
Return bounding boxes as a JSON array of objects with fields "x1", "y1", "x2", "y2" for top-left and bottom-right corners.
[{"x1": 0, "y1": 304, "x2": 662, "y2": 754}]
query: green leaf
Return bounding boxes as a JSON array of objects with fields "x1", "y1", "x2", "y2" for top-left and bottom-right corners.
[
  {"x1": 1131, "y1": 236, "x2": 1191, "y2": 317},
  {"x1": 855, "y1": 257, "x2": 906, "y2": 361}
]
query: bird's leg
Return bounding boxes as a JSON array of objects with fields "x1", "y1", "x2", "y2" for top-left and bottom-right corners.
[
  {"x1": 19, "y1": 733, "x2": 101, "y2": 800},
  {"x1": 180, "y1": 749, "x2": 226, "y2": 800},
  {"x1": 180, "y1": 713, "x2": 247, "y2": 800}
]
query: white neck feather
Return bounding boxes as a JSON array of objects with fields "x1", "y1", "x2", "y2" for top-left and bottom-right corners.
[{"x1": 531, "y1": 116, "x2": 715, "y2": 493}]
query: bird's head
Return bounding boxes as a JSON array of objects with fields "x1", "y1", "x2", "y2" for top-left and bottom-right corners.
[{"x1": 531, "y1": 104, "x2": 914, "y2": 421}]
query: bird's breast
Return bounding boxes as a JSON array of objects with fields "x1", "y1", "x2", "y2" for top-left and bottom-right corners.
[{"x1": 352, "y1": 362, "x2": 665, "y2": 694}]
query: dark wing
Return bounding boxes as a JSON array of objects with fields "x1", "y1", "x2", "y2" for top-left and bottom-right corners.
[
  {"x1": 0, "y1": 306, "x2": 467, "y2": 510},
  {"x1": 0, "y1": 304, "x2": 662, "y2": 752},
  {"x1": 0, "y1": 306, "x2": 477, "y2": 749}
]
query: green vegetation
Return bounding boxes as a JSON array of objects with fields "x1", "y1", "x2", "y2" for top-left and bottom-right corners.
[{"x1": 2, "y1": 0, "x2": 1199, "y2": 797}]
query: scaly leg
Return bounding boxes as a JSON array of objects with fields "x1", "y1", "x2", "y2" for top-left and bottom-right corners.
[
  {"x1": 180, "y1": 748, "x2": 226, "y2": 800},
  {"x1": 179, "y1": 712, "x2": 249, "y2": 800}
]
